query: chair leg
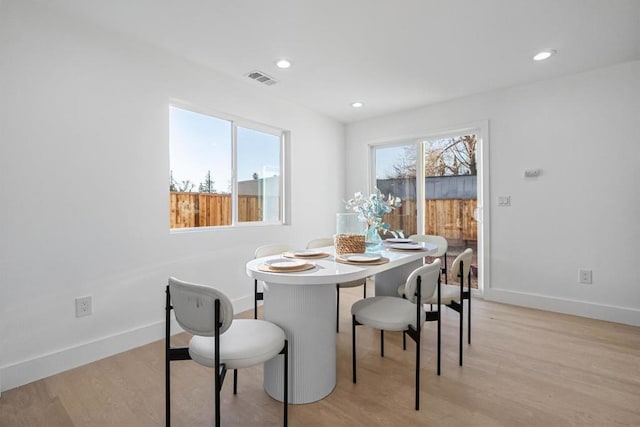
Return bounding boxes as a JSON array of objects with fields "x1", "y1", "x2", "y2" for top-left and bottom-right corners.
[
  {"x1": 363, "y1": 281, "x2": 366, "y2": 298},
  {"x1": 352, "y1": 315, "x2": 357, "y2": 383},
  {"x1": 443, "y1": 253, "x2": 448, "y2": 284},
  {"x1": 254, "y1": 279, "x2": 258, "y2": 319},
  {"x1": 215, "y1": 302, "x2": 222, "y2": 427},
  {"x1": 165, "y1": 345, "x2": 171, "y2": 427},
  {"x1": 165, "y1": 286, "x2": 171, "y2": 427},
  {"x1": 415, "y1": 328, "x2": 421, "y2": 411},
  {"x1": 468, "y1": 295, "x2": 471, "y2": 345},
  {"x1": 437, "y1": 307, "x2": 441, "y2": 376},
  {"x1": 459, "y1": 298, "x2": 464, "y2": 366},
  {"x1": 468, "y1": 274, "x2": 471, "y2": 345},
  {"x1": 233, "y1": 369, "x2": 238, "y2": 395},
  {"x1": 336, "y1": 284, "x2": 340, "y2": 333},
  {"x1": 283, "y1": 340, "x2": 288, "y2": 427},
  {"x1": 380, "y1": 330, "x2": 384, "y2": 357},
  {"x1": 402, "y1": 331, "x2": 406, "y2": 350}
]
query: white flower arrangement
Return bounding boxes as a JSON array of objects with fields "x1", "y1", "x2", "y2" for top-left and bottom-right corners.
[{"x1": 345, "y1": 188, "x2": 402, "y2": 236}]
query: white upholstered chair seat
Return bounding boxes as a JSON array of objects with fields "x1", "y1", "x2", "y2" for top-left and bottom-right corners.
[
  {"x1": 398, "y1": 283, "x2": 460, "y2": 305},
  {"x1": 189, "y1": 319, "x2": 286, "y2": 369},
  {"x1": 351, "y1": 296, "x2": 426, "y2": 331}
]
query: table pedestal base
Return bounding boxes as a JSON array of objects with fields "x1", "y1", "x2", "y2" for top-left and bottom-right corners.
[{"x1": 263, "y1": 282, "x2": 336, "y2": 404}]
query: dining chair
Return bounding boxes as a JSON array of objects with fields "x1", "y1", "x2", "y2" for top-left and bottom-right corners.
[
  {"x1": 165, "y1": 277, "x2": 289, "y2": 427},
  {"x1": 351, "y1": 260, "x2": 441, "y2": 410},
  {"x1": 254, "y1": 243, "x2": 293, "y2": 319},
  {"x1": 408, "y1": 234, "x2": 449, "y2": 283},
  {"x1": 398, "y1": 248, "x2": 473, "y2": 366},
  {"x1": 306, "y1": 237, "x2": 367, "y2": 333}
]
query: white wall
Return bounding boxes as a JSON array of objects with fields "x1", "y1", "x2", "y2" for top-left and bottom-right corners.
[
  {"x1": 346, "y1": 60, "x2": 640, "y2": 326},
  {"x1": 0, "y1": 2, "x2": 345, "y2": 391}
]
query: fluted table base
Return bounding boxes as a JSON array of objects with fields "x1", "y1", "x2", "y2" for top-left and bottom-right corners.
[{"x1": 263, "y1": 282, "x2": 336, "y2": 404}]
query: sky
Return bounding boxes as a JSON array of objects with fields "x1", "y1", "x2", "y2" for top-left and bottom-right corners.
[
  {"x1": 375, "y1": 144, "x2": 412, "y2": 179},
  {"x1": 169, "y1": 106, "x2": 280, "y2": 192}
]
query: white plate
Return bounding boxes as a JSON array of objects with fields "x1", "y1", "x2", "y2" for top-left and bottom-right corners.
[
  {"x1": 264, "y1": 258, "x2": 308, "y2": 269},
  {"x1": 386, "y1": 238, "x2": 413, "y2": 243},
  {"x1": 292, "y1": 249, "x2": 322, "y2": 257},
  {"x1": 390, "y1": 243, "x2": 423, "y2": 250},
  {"x1": 344, "y1": 253, "x2": 381, "y2": 262}
]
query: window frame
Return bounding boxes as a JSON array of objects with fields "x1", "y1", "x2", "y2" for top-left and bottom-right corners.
[{"x1": 169, "y1": 102, "x2": 289, "y2": 231}]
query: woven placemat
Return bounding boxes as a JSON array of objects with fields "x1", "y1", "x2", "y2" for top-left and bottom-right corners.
[
  {"x1": 335, "y1": 256, "x2": 390, "y2": 266},
  {"x1": 282, "y1": 252, "x2": 330, "y2": 259},
  {"x1": 258, "y1": 262, "x2": 316, "y2": 273}
]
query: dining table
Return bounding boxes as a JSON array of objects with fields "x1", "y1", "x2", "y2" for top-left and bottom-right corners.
[{"x1": 245, "y1": 241, "x2": 437, "y2": 404}]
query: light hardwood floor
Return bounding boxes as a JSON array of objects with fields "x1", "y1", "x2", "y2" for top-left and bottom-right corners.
[{"x1": 2, "y1": 285, "x2": 639, "y2": 426}]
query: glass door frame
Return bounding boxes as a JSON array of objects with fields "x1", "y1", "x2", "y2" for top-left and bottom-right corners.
[{"x1": 368, "y1": 121, "x2": 489, "y2": 295}]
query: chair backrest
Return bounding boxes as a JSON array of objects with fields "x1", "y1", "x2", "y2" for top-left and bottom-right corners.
[
  {"x1": 404, "y1": 259, "x2": 441, "y2": 304},
  {"x1": 450, "y1": 248, "x2": 473, "y2": 283},
  {"x1": 408, "y1": 234, "x2": 448, "y2": 258},
  {"x1": 168, "y1": 277, "x2": 234, "y2": 337},
  {"x1": 254, "y1": 243, "x2": 292, "y2": 258},
  {"x1": 306, "y1": 237, "x2": 334, "y2": 249}
]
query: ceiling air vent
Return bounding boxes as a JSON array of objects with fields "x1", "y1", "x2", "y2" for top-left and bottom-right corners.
[{"x1": 247, "y1": 70, "x2": 278, "y2": 86}]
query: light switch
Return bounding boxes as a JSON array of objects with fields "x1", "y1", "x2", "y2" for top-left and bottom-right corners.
[{"x1": 498, "y1": 196, "x2": 511, "y2": 206}]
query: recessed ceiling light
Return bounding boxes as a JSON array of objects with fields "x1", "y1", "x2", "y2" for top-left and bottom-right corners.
[
  {"x1": 533, "y1": 50, "x2": 557, "y2": 61},
  {"x1": 351, "y1": 101, "x2": 364, "y2": 108},
  {"x1": 276, "y1": 59, "x2": 291, "y2": 69}
]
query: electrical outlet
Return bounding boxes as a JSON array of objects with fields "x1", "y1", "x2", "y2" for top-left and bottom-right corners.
[
  {"x1": 498, "y1": 196, "x2": 511, "y2": 206},
  {"x1": 579, "y1": 269, "x2": 592, "y2": 285},
  {"x1": 75, "y1": 296, "x2": 92, "y2": 317}
]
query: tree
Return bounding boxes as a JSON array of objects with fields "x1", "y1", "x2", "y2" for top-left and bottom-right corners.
[
  {"x1": 390, "y1": 146, "x2": 417, "y2": 178},
  {"x1": 430, "y1": 135, "x2": 477, "y2": 176},
  {"x1": 169, "y1": 170, "x2": 177, "y2": 192},
  {"x1": 199, "y1": 170, "x2": 216, "y2": 193},
  {"x1": 177, "y1": 180, "x2": 194, "y2": 192},
  {"x1": 389, "y1": 134, "x2": 477, "y2": 178},
  {"x1": 170, "y1": 170, "x2": 195, "y2": 192}
]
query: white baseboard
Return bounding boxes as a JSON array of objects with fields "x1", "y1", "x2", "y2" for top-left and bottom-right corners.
[
  {"x1": 0, "y1": 318, "x2": 180, "y2": 393},
  {"x1": 0, "y1": 294, "x2": 256, "y2": 393},
  {"x1": 484, "y1": 287, "x2": 640, "y2": 327}
]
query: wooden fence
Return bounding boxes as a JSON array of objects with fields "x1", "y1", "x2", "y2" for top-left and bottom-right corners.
[
  {"x1": 170, "y1": 192, "x2": 261, "y2": 228},
  {"x1": 384, "y1": 199, "x2": 477, "y2": 243},
  {"x1": 170, "y1": 192, "x2": 477, "y2": 242}
]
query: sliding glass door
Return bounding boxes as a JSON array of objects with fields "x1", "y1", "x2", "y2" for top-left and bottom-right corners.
[
  {"x1": 371, "y1": 127, "x2": 485, "y2": 292},
  {"x1": 372, "y1": 143, "x2": 418, "y2": 238}
]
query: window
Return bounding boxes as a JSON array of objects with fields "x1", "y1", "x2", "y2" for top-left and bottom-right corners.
[{"x1": 169, "y1": 105, "x2": 286, "y2": 229}]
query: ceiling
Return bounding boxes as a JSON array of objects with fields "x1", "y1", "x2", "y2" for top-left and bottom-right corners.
[{"x1": 48, "y1": 0, "x2": 640, "y2": 123}]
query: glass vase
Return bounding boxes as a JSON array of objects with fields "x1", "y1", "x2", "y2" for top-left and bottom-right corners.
[{"x1": 365, "y1": 224, "x2": 383, "y2": 252}]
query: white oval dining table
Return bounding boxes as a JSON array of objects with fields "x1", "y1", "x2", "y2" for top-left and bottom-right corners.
[{"x1": 245, "y1": 243, "x2": 436, "y2": 404}]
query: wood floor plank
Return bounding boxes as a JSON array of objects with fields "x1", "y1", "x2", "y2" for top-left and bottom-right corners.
[{"x1": 1, "y1": 284, "x2": 639, "y2": 426}]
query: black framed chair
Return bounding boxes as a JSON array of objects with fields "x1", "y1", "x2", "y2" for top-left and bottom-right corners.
[
  {"x1": 351, "y1": 260, "x2": 441, "y2": 410},
  {"x1": 307, "y1": 237, "x2": 368, "y2": 333},
  {"x1": 253, "y1": 244, "x2": 292, "y2": 319},
  {"x1": 165, "y1": 277, "x2": 289, "y2": 427},
  {"x1": 398, "y1": 248, "x2": 473, "y2": 366}
]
